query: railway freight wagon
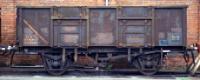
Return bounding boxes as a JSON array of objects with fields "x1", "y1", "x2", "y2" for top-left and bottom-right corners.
[{"x1": 0, "y1": 6, "x2": 198, "y2": 75}]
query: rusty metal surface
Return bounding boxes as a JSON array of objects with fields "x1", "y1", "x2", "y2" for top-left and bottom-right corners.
[
  {"x1": 53, "y1": 7, "x2": 87, "y2": 47},
  {"x1": 155, "y1": 8, "x2": 184, "y2": 46},
  {"x1": 117, "y1": 7, "x2": 153, "y2": 47},
  {"x1": 19, "y1": 8, "x2": 51, "y2": 46},
  {"x1": 60, "y1": 34, "x2": 79, "y2": 45},
  {"x1": 53, "y1": 7, "x2": 86, "y2": 19},
  {"x1": 17, "y1": 7, "x2": 186, "y2": 47},
  {"x1": 119, "y1": 7, "x2": 152, "y2": 18},
  {"x1": 125, "y1": 34, "x2": 145, "y2": 46},
  {"x1": 89, "y1": 8, "x2": 116, "y2": 46},
  {"x1": 118, "y1": 20, "x2": 152, "y2": 46},
  {"x1": 119, "y1": 20, "x2": 152, "y2": 26},
  {"x1": 54, "y1": 19, "x2": 87, "y2": 47}
]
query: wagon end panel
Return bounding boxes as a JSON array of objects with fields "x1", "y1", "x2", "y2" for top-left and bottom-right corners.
[
  {"x1": 17, "y1": 8, "x2": 51, "y2": 47},
  {"x1": 89, "y1": 8, "x2": 117, "y2": 46},
  {"x1": 154, "y1": 8, "x2": 186, "y2": 46}
]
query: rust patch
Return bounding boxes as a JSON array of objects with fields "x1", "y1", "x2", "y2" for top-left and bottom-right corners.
[
  {"x1": 91, "y1": 33, "x2": 114, "y2": 45},
  {"x1": 61, "y1": 34, "x2": 79, "y2": 45},
  {"x1": 126, "y1": 34, "x2": 145, "y2": 46},
  {"x1": 60, "y1": 26, "x2": 78, "y2": 33},
  {"x1": 89, "y1": 9, "x2": 116, "y2": 46},
  {"x1": 155, "y1": 8, "x2": 184, "y2": 46}
]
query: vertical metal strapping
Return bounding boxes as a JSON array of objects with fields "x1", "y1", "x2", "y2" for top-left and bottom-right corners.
[
  {"x1": 116, "y1": 7, "x2": 119, "y2": 46},
  {"x1": 79, "y1": 7, "x2": 82, "y2": 47},
  {"x1": 50, "y1": 7, "x2": 54, "y2": 47},
  {"x1": 183, "y1": 8, "x2": 187, "y2": 46},
  {"x1": 152, "y1": 7, "x2": 155, "y2": 46},
  {"x1": 86, "y1": 8, "x2": 90, "y2": 47},
  {"x1": 18, "y1": 8, "x2": 23, "y2": 47}
]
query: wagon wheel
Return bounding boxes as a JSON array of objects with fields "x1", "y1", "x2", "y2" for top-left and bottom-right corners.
[
  {"x1": 41, "y1": 52, "x2": 67, "y2": 76},
  {"x1": 134, "y1": 53, "x2": 161, "y2": 76}
]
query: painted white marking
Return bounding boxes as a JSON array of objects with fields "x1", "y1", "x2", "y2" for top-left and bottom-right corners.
[
  {"x1": 105, "y1": 0, "x2": 109, "y2": 6},
  {"x1": 162, "y1": 50, "x2": 171, "y2": 53}
]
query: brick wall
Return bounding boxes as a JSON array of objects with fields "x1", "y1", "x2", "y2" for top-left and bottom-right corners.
[
  {"x1": 0, "y1": 0, "x2": 199, "y2": 46},
  {"x1": 198, "y1": 1, "x2": 200, "y2": 44},
  {"x1": 1, "y1": 0, "x2": 16, "y2": 45}
]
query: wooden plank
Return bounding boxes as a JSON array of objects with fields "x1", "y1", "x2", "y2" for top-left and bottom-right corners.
[
  {"x1": 23, "y1": 19, "x2": 48, "y2": 45},
  {"x1": 189, "y1": 54, "x2": 199, "y2": 71},
  {"x1": 190, "y1": 53, "x2": 200, "y2": 75}
]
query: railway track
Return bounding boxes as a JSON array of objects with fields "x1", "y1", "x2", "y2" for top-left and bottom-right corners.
[{"x1": 0, "y1": 67, "x2": 199, "y2": 77}]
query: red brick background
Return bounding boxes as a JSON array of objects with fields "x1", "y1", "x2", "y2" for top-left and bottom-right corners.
[{"x1": 0, "y1": 0, "x2": 199, "y2": 46}]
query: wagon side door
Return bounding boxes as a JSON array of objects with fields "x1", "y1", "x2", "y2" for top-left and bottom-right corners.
[
  {"x1": 53, "y1": 7, "x2": 87, "y2": 47},
  {"x1": 118, "y1": 7, "x2": 153, "y2": 47}
]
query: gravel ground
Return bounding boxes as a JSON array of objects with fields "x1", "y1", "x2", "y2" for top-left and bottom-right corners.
[
  {"x1": 0, "y1": 72, "x2": 199, "y2": 80},
  {"x1": 0, "y1": 75, "x2": 198, "y2": 80}
]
